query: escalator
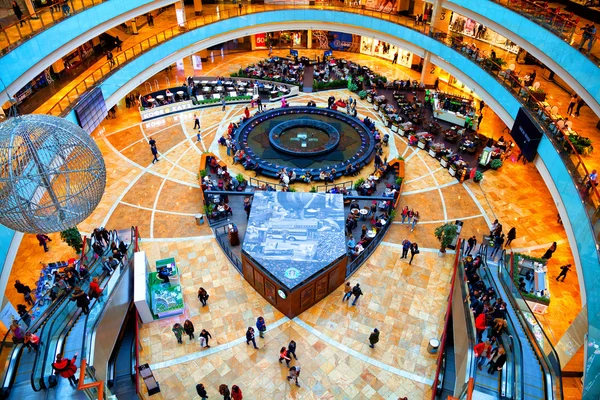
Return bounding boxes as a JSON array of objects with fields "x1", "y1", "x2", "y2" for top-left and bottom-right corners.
[
  {"x1": 0, "y1": 231, "x2": 116, "y2": 399},
  {"x1": 106, "y1": 308, "x2": 137, "y2": 400},
  {"x1": 29, "y1": 227, "x2": 138, "y2": 398}
]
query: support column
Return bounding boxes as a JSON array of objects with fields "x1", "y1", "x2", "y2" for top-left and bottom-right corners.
[
  {"x1": 175, "y1": 0, "x2": 186, "y2": 27},
  {"x1": 429, "y1": 0, "x2": 450, "y2": 35},
  {"x1": 307, "y1": 30, "x2": 312, "y2": 49},
  {"x1": 420, "y1": 51, "x2": 437, "y2": 87},
  {"x1": 193, "y1": 0, "x2": 203, "y2": 16},
  {"x1": 250, "y1": 35, "x2": 257, "y2": 51},
  {"x1": 130, "y1": 18, "x2": 139, "y2": 35},
  {"x1": 24, "y1": 0, "x2": 36, "y2": 18}
]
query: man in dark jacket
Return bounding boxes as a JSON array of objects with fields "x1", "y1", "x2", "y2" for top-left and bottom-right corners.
[
  {"x1": 246, "y1": 327, "x2": 258, "y2": 349},
  {"x1": 287, "y1": 340, "x2": 298, "y2": 360},
  {"x1": 351, "y1": 283, "x2": 363, "y2": 306},
  {"x1": 466, "y1": 235, "x2": 477, "y2": 255},
  {"x1": 196, "y1": 383, "x2": 208, "y2": 400},
  {"x1": 369, "y1": 329, "x2": 380, "y2": 348}
]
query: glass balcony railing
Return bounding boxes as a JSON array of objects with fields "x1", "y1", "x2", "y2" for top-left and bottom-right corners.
[
  {"x1": 489, "y1": 0, "x2": 599, "y2": 64},
  {"x1": 44, "y1": 4, "x2": 600, "y2": 257},
  {"x1": 498, "y1": 251, "x2": 564, "y2": 399},
  {"x1": 0, "y1": 0, "x2": 108, "y2": 56}
]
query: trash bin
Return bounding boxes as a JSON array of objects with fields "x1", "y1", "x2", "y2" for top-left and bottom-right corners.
[
  {"x1": 195, "y1": 214, "x2": 204, "y2": 225},
  {"x1": 427, "y1": 338, "x2": 440, "y2": 354}
]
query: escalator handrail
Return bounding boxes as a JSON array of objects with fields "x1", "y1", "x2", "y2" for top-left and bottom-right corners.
[
  {"x1": 455, "y1": 239, "x2": 478, "y2": 398},
  {"x1": 477, "y1": 244, "x2": 524, "y2": 399},
  {"x1": 31, "y1": 232, "x2": 114, "y2": 391},
  {"x1": 497, "y1": 250, "x2": 564, "y2": 400}
]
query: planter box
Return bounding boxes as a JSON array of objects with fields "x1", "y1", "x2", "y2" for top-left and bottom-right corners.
[
  {"x1": 417, "y1": 141, "x2": 426, "y2": 149},
  {"x1": 440, "y1": 158, "x2": 448, "y2": 168},
  {"x1": 399, "y1": 129, "x2": 406, "y2": 137},
  {"x1": 449, "y1": 166, "x2": 457, "y2": 176},
  {"x1": 373, "y1": 104, "x2": 379, "y2": 111},
  {"x1": 428, "y1": 149, "x2": 437, "y2": 158},
  {"x1": 391, "y1": 124, "x2": 399, "y2": 132},
  {"x1": 367, "y1": 96, "x2": 373, "y2": 103},
  {"x1": 531, "y1": 92, "x2": 546, "y2": 102}
]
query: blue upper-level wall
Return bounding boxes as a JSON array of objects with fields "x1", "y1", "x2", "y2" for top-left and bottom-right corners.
[
  {"x1": 61, "y1": 10, "x2": 599, "y2": 396},
  {"x1": 0, "y1": 0, "x2": 168, "y2": 96},
  {"x1": 446, "y1": 0, "x2": 600, "y2": 107}
]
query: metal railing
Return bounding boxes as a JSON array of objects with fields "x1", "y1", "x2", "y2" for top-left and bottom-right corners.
[
  {"x1": 316, "y1": 180, "x2": 354, "y2": 193},
  {"x1": 490, "y1": 0, "x2": 599, "y2": 64},
  {"x1": 0, "y1": 0, "x2": 107, "y2": 56},
  {"x1": 214, "y1": 225, "x2": 242, "y2": 274},
  {"x1": 498, "y1": 250, "x2": 564, "y2": 399}
]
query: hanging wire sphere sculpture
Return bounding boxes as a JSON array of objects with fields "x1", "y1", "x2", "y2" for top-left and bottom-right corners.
[{"x1": 0, "y1": 115, "x2": 106, "y2": 233}]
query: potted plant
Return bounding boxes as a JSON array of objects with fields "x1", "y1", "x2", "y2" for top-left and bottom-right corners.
[
  {"x1": 490, "y1": 159, "x2": 503, "y2": 170},
  {"x1": 367, "y1": 91, "x2": 374, "y2": 103},
  {"x1": 353, "y1": 177, "x2": 365, "y2": 190},
  {"x1": 417, "y1": 138, "x2": 427, "y2": 149},
  {"x1": 236, "y1": 173, "x2": 247, "y2": 190},
  {"x1": 449, "y1": 163, "x2": 457, "y2": 176},
  {"x1": 395, "y1": 177, "x2": 403, "y2": 186},
  {"x1": 530, "y1": 87, "x2": 546, "y2": 102},
  {"x1": 358, "y1": 90, "x2": 367, "y2": 100},
  {"x1": 347, "y1": 81, "x2": 358, "y2": 92},
  {"x1": 440, "y1": 156, "x2": 449, "y2": 168},
  {"x1": 60, "y1": 227, "x2": 84, "y2": 254},
  {"x1": 203, "y1": 203, "x2": 215, "y2": 217},
  {"x1": 309, "y1": 186, "x2": 317, "y2": 193},
  {"x1": 199, "y1": 169, "x2": 208, "y2": 179},
  {"x1": 434, "y1": 223, "x2": 459, "y2": 254},
  {"x1": 473, "y1": 170, "x2": 484, "y2": 183}
]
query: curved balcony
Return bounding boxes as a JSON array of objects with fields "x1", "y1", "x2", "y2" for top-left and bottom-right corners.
[
  {"x1": 445, "y1": 0, "x2": 600, "y2": 117},
  {"x1": 0, "y1": 0, "x2": 178, "y2": 102},
  {"x1": 36, "y1": 5, "x2": 600, "y2": 396}
]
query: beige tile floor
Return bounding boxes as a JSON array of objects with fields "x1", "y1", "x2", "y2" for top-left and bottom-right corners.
[{"x1": 7, "y1": 47, "x2": 584, "y2": 397}]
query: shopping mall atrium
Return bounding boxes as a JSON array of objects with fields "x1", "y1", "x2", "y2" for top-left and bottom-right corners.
[{"x1": 0, "y1": 0, "x2": 598, "y2": 399}]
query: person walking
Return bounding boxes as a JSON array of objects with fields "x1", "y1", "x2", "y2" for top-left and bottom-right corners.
[
  {"x1": 231, "y1": 385, "x2": 243, "y2": 400},
  {"x1": 257, "y1": 96, "x2": 263, "y2": 111},
  {"x1": 115, "y1": 36, "x2": 123, "y2": 52},
  {"x1": 196, "y1": 383, "x2": 208, "y2": 400},
  {"x1": 575, "y1": 98, "x2": 586, "y2": 117},
  {"x1": 172, "y1": 323, "x2": 184, "y2": 344},
  {"x1": 542, "y1": 242, "x2": 557, "y2": 260},
  {"x1": 487, "y1": 346, "x2": 507, "y2": 375},
  {"x1": 287, "y1": 366, "x2": 301, "y2": 387},
  {"x1": 401, "y1": 206, "x2": 408, "y2": 225},
  {"x1": 466, "y1": 235, "x2": 477, "y2": 256},
  {"x1": 14, "y1": 280, "x2": 33, "y2": 304},
  {"x1": 342, "y1": 282, "x2": 352, "y2": 301},
  {"x1": 505, "y1": 228, "x2": 516, "y2": 246},
  {"x1": 409, "y1": 242, "x2": 419, "y2": 265},
  {"x1": 401, "y1": 239, "x2": 411, "y2": 259},
  {"x1": 567, "y1": 94, "x2": 578, "y2": 116},
  {"x1": 71, "y1": 287, "x2": 90, "y2": 315},
  {"x1": 351, "y1": 283, "x2": 363, "y2": 306},
  {"x1": 151, "y1": 144, "x2": 159, "y2": 163},
  {"x1": 198, "y1": 287, "x2": 209, "y2": 307},
  {"x1": 556, "y1": 264, "x2": 572, "y2": 282},
  {"x1": 183, "y1": 319, "x2": 195, "y2": 340},
  {"x1": 219, "y1": 383, "x2": 231, "y2": 400},
  {"x1": 287, "y1": 340, "x2": 298, "y2": 360},
  {"x1": 199, "y1": 329, "x2": 212, "y2": 348},
  {"x1": 279, "y1": 346, "x2": 292, "y2": 367},
  {"x1": 238, "y1": 2, "x2": 243, "y2": 15},
  {"x1": 246, "y1": 327, "x2": 258, "y2": 349},
  {"x1": 244, "y1": 107, "x2": 250, "y2": 119},
  {"x1": 368, "y1": 328, "x2": 380, "y2": 348},
  {"x1": 579, "y1": 23, "x2": 596, "y2": 53},
  {"x1": 490, "y1": 234, "x2": 505, "y2": 258},
  {"x1": 193, "y1": 114, "x2": 200, "y2": 130},
  {"x1": 52, "y1": 353, "x2": 79, "y2": 386},
  {"x1": 410, "y1": 211, "x2": 419, "y2": 232},
  {"x1": 391, "y1": 52, "x2": 398, "y2": 64},
  {"x1": 11, "y1": 2, "x2": 23, "y2": 27},
  {"x1": 268, "y1": 44, "x2": 273, "y2": 57},
  {"x1": 221, "y1": 96, "x2": 227, "y2": 111},
  {"x1": 256, "y1": 316, "x2": 267, "y2": 338},
  {"x1": 36, "y1": 234, "x2": 52, "y2": 252}
]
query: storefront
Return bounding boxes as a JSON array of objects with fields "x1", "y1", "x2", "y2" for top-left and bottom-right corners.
[
  {"x1": 449, "y1": 13, "x2": 520, "y2": 54},
  {"x1": 267, "y1": 31, "x2": 308, "y2": 48},
  {"x1": 360, "y1": 36, "x2": 413, "y2": 68}
]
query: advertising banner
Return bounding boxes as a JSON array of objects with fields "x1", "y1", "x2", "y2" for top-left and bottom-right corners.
[
  {"x1": 313, "y1": 31, "x2": 360, "y2": 52},
  {"x1": 510, "y1": 108, "x2": 543, "y2": 162},
  {"x1": 255, "y1": 33, "x2": 267, "y2": 48}
]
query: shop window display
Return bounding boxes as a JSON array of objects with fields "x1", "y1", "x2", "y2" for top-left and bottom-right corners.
[
  {"x1": 449, "y1": 14, "x2": 520, "y2": 54},
  {"x1": 360, "y1": 37, "x2": 413, "y2": 68}
]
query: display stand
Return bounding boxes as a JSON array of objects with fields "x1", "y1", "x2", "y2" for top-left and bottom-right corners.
[
  {"x1": 148, "y1": 257, "x2": 185, "y2": 319},
  {"x1": 139, "y1": 364, "x2": 161, "y2": 396},
  {"x1": 228, "y1": 223, "x2": 240, "y2": 246}
]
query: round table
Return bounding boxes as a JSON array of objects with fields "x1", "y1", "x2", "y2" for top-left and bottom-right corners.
[
  {"x1": 363, "y1": 183, "x2": 371, "y2": 189},
  {"x1": 351, "y1": 209, "x2": 359, "y2": 216},
  {"x1": 366, "y1": 231, "x2": 376, "y2": 239},
  {"x1": 156, "y1": 95, "x2": 164, "y2": 100},
  {"x1": 177, "y1": 91, "x2": 184, "y2": 95},
  {"x1": 148, "y1": 98, "x2": 155, "y2": 102},
  {"x1": 359, "y1": 209, "x2": 369, "y2": 220},
  {"x1": 166, "y1": 93, "x2": 174, "y2": 97},
  {"x1": 218, "y1": 206, "x2": 225, "y2": 212},
  {"x1": 380, "y1": 219, "x2": 387, "y2": 226}
]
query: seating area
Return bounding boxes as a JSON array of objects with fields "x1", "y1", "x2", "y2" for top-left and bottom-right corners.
[{"x1": 234, "y1": 57, "x2": 304, "y2": 86}]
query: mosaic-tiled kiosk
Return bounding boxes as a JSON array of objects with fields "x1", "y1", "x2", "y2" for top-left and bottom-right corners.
[{"x1": 241, "y1": 192, "x2": 347, "y2": 318}]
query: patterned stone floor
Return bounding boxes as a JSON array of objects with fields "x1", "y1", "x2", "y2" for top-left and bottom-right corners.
[{"x1": 8, "y1": 48, "x2": 584, "y2": 397}]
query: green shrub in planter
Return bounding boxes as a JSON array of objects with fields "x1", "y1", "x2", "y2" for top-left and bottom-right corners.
[
  {"x1": 236, "y1": 173, "x2": 246, "y2": 184},
  {"x1": 474, "y1": 170, "x2": 484, "y2": 182},
  {"x1": 395, "y1": 177, "x2": 403, "y2": 186},
  {"x1": 348, "y1": 82, "x2": 358, "y2": 92},
  {"x1": 358, "y1": 90, "x2": 367, "y2": 100},
  {"x1": 61, "y1": 227, "x2": 84, "y2": 254},
  {"x1": 353, "y1": 177, "x2": 365, "y2": 189},
  {"x1": 490, "y1": 159, "x2": 503, "y2": 170},
  {"x1": 309, "y1": 186, "x2": 317, "y2": 193}
]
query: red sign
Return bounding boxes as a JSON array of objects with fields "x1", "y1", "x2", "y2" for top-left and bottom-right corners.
[{"x1": 255, "y1": 33, "x2": 267, "y2": 48}]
